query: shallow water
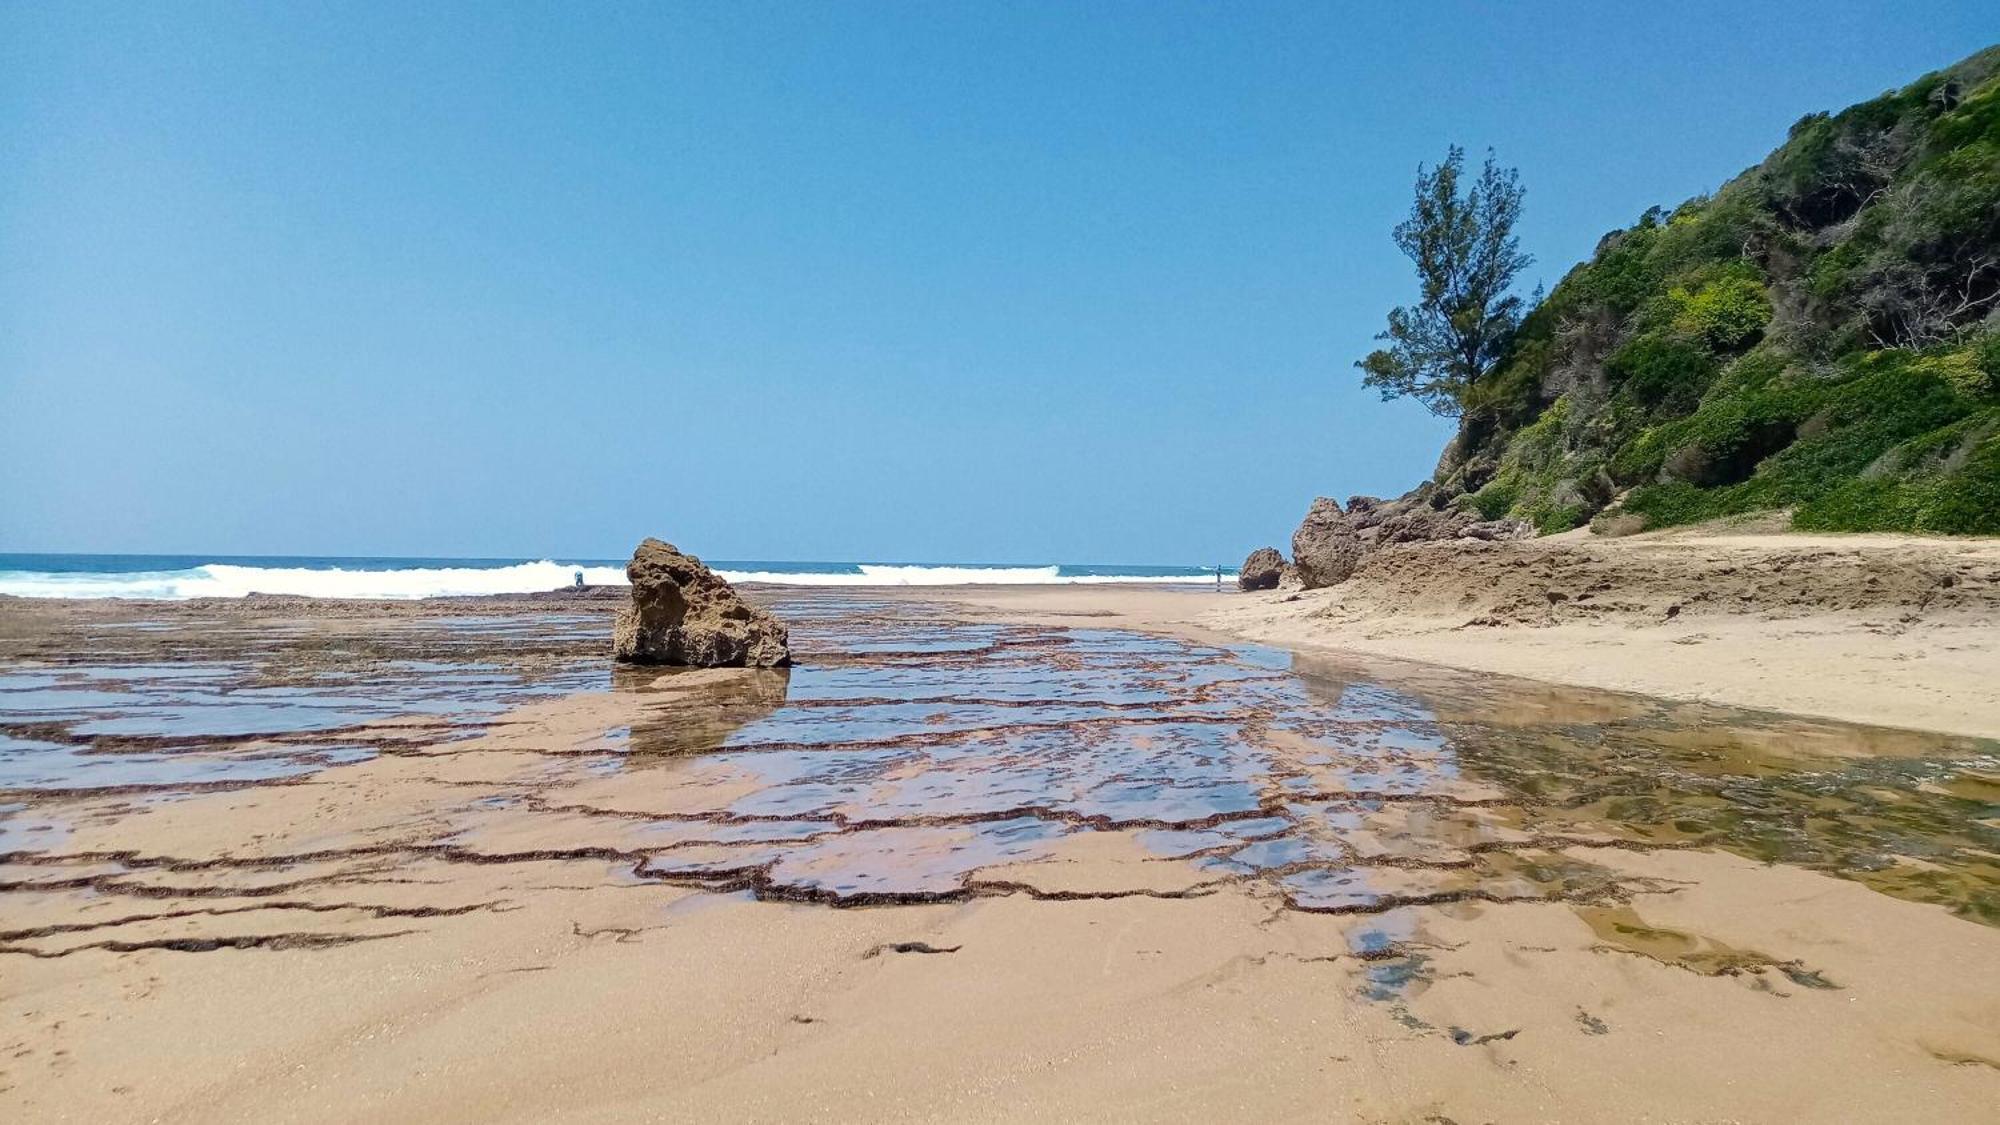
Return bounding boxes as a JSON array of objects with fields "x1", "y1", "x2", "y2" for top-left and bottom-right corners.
[
  {"x1": 0, "y1": 614, "x2": 606, "y2": 794},
  {"x1": 589, "y1": 596, "x2": 1998, "y2": 921},
  {"x1": 2, "y1": 594, "x2": 1995, "y2": 924}
]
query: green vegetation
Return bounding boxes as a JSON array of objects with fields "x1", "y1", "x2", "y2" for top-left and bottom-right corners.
[
  {"x1": 1358, "y1": 146, "x2": 1532, "y2": 417},
  {"x1": 1420, "y1": 46, "x2": 2000, "y2": 537}
]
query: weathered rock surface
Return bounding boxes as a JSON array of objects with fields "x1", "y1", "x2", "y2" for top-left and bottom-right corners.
[
  {"x1": 1237, "y1": 547, "x2": 1285, "y2": 591},
  {"x1": 611, "y1": 539, "x2": 790, "y2": 667},
  {"x1": 1291, "y1": 498, "x2": 1367, "y2": 588},
  {"x1": 1289, "y1": 493, "x2": 1533, "y2": 590}
]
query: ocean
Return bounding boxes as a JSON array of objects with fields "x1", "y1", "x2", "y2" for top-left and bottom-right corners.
[{"x1": 0, "y1": 554, "x2": 1236, "y2": 600}]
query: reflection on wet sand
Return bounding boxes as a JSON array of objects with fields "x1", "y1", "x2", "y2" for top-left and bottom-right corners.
[
  {"x1": 5, "y1": 593, "x2": 1995, "y2": 925},
  {"x1": 612, "y1": 666, "x2": 794, "y2": 758},
  {"x1": 525, "y1": 599, "x2": 1994, "y2": 925},
  {"x1": 2, "y1": 590, "x2": 1997, "y2": 1121}
]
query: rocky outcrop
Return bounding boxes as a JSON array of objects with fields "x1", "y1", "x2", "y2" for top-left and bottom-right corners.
[
  {"x1": 1237, "y1": 547, "x2": 1285, "y2": 591},
  {"x1": 1290, "y1": 493, "x2": 1532, "y2": 590},
  {"x1": 1291, "y1": 498, "x2": 1368, "y2": 588},
  {"x1": 611, "y1": 539, "x2": 790, "y2": 667}
]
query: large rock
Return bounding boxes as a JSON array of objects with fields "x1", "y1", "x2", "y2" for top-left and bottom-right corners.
[
  {"x1": 1291, "y1": 498, "x2": 1367, "y2": 588},
  {"x1": 1237, "y1": 547, "x2": 1285, "y2": 591},
  {"x1": 1289, "y1": 493, "x2": 1533, "y2": 589},
  {"x1": 611, "y1": 539, "x2": 790, "y2": 667}
]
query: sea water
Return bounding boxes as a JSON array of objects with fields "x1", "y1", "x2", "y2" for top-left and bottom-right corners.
[{"x1": 0, "y1": 553, "x2": 1234, "y2": 600}]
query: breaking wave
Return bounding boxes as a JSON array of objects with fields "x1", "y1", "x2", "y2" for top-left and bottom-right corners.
[
  {"x1": 0, "y1": 559, "x2": 1227, "y2": 600},
  {"x1": 0, "y1": 561, "x2": 631, "y2": 601},
  {"x1": 715, "y1": 564, "x2": 1216, "y2": 587}
]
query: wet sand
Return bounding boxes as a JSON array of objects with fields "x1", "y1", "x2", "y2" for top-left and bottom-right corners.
[
  {"x1": 939, "y1": 526, "x2": 2000, "y2": 738},
  {"x1": 2, "y1": 590, "x2": 1998, "y2": 1122}
]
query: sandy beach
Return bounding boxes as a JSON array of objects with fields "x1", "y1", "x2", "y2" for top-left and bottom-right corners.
[
  {"x1": 3, "y1": 551, "x2": 1998, "y2": 1122},
  {"x1": 9, "y1": 8, "x2": 1998, "y2": 1122},
  {"x1": 941, "y1": 525, "x2": 2000, "y2": 739}
]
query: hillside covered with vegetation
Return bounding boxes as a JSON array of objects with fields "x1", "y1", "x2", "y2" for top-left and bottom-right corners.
[{"x1": 1432, "y1": 46, "x2": 2000, "y2": 537}]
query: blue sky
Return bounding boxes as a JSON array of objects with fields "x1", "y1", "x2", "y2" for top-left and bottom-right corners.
[{"x1": 3, "y1": 3, "x2": 1993, "y2": 563}]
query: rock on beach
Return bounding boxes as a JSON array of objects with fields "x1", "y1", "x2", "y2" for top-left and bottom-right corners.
[{"x1": 611, "y1": 538, "x2": 790, "y2": 667}]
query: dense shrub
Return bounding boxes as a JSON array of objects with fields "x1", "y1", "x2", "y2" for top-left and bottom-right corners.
[
  {"x1": 1921, "y1": 431, "x2": 2000, "y2": 534},
  {"x1": 1559, "y1": 225, "x2": 1661, "y2": 318},
  {"x1": 1669, "y1": 272, "x2": 1772, "y2": 351},
  {"x1": 1794, "y1": 418, "x2": 2000, "y2": 535},
  {"x1": 1978, "y1": 331, "x2": 2000, "y2": 384},
  {"x1": 1436, "y1": 46, "x2": 2000, "y2": 538},
  {"x1": 1605, "y1": 333, "x2": 1717, "y2": 411},
  {"x1": 1619, "y1": 353, "x2": 1985, "y2": 530},
  {"x1": 1465, "y1": 469, "x2": 1522, "y2": 520},
  {"x1": 1916, "y1": 349, "x2": 1994, "y2": 399}
]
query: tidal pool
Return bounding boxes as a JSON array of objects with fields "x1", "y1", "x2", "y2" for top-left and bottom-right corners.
[
  {"x1": 593, "y1": 595, "x2": 2000, "y2": 921},
  {"x1": 3, "y1": 593, "x2": 1994, "y2": 925},
  {"x1": 0, "y1": 614, "x2": 607, "y2": 795}
]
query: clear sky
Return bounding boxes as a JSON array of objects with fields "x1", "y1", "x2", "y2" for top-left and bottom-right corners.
[{"x1": 3, "y1": 3, "x2": 1993, "y2": 563}]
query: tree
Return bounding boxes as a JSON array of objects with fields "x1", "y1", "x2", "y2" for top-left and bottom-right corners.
[{"x1": 1358, "y1": 146, "x2": 1532, "y2": 417}]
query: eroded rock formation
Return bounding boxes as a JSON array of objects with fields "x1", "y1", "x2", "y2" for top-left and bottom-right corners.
[
  {"x1": 1291, "y1": 498, "x2": 1369, "y2": 588},
  {"x1": 611, "y1": 539, "x2": 790, "y2": 667},
  {"x1": 1290, "y1": 493, "x2": 1531, "y2": 590},
  {"x1": 1237, "y1": 547, "x2": 1285, "y2": 591}
]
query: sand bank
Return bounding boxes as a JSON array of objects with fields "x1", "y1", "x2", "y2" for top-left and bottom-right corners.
[{"x1": 935, "y1": 527, "x2": 2000, "y2": 738}]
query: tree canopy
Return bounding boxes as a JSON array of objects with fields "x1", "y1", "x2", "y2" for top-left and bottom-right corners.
[{"x1": 1358, "y1": 146, "x2": 1532, "y2": 417}]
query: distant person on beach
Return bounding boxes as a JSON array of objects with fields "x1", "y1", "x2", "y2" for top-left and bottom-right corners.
[{"x1": 574, "y1": 570, "x2": 584, "y2": 588}]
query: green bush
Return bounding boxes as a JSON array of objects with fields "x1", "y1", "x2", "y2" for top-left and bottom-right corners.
[
  {"x1": 1523, "y1": 500, "x2": 1588, "y2": 534},
  {"x1": 1794, "y1": 425, "x2": 2000, "y2": 535},
  {"x1": 1558, "y1": 225, "x2": 1661, "y2": 318},
  {"x1": 1698, "y1": 348, "x2": 1793, "y2": 406},
  {"x1": 1921, "y1": 432, "x2": 2000, "y2": 534},
  {"x1": 1806, "y1": 242, "x2": 1863, "y2": 302},
  {"x1": 1914, "y1": 349, "x2": 1995, "y2": 399},
  {"x1": 1507, "y1": 395, "x2": 1571, "y2": 467},
  {"x1": 1609, "y1": 424, "x2": 1671, "y2": 485},
  {"x1": 1649, "y1": 190, "x2": 1769, "y2": 275},
  {"x1": 1465, "y1": 468, "x2": 1522, "y2": 520},
  {"x1": 1721, "y1": 353, "x2": 1965, "y2": 494},
  {"x1": 1972, "y1": 332, "x2": 2000, "y2": 393},
  {"x1": 1925, "y1": 71, "x2": 2000, "y2": 155},
  {"x1": 1669, "y1": 273, "x2": 1772, "y2": 351},
  {"x1": 1620, "y1": 480, "x2": 1745, "y2": 527},
  {"x1": 1616, "y1": 353, "x2": 1985, "y2": 532},
  {"x1": 1791, "y1": 478, "x2": 1934, "y2": 531},
  {"x1": 1466, "y1": 335, "x2": 1552, "y2": 425},
  {"x1": 1605, "y1": 333, "x2": 1717, "y2": 410},
  {"x1": 1653, "y1": 370, "x2": 1823, "y2": 487}
]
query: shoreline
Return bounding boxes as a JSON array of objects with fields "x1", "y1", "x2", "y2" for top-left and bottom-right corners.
[
  {"x1": 919, "y1": 528, "x2": 2000, "y2": 740},
  {"x1": 6, "y1": 524, "x2": 1996, "y2": 739}
]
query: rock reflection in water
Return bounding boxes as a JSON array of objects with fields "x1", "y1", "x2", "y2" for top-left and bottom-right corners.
[{"x1": 615, "y1": 666, "x2": 794, "y2": 758}]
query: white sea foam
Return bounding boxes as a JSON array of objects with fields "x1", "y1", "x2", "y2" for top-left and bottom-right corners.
[
  {"x1": 0, "y1": 562, "x2": 629, "y2": 601},
  {"x1": 715, "y1": 564, "x2": 1216, "y2": 587},
  {"x1": 0, "y1": 561, "x2": 1223, "y2": 599}
]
